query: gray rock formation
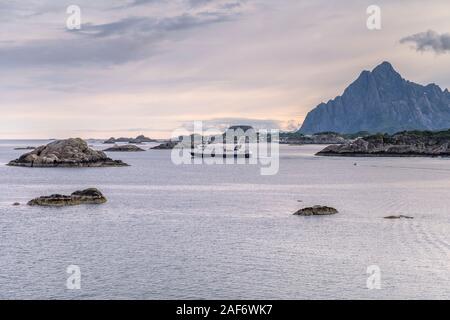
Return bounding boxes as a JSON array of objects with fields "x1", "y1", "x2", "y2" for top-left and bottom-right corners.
[
  {"x1": 151, "y1": 141, "x2": 180, "y2": 150},
  {"x1": 316, "y1": 130, "x2": 450, "y2": 157},
  {"x1": 103, "y1": 144, "x2": 145, "y2": 152},
  {"x1": 14, "y1": 146, "x2": 36, "y2": 150},
  {"x1": 129, "y1": 135, "x2": 156, "y2": 143},
  {"x1": 8, "y1": 138, "x2": 129, "y2": 167},
  {"x1": 384, "y1": 215, "x2": 414, "y2": 219},
  {"x1": 103, "y1": 137, "x2": 117, "y2": 144},
  {"x1": 28, "y1": 188, "x2": 107, "y2": 206},
  {"x1": 293, "y1": 205, "x2": 338, "y2": 216},
  {"x1": 299, "y1": 61, "x2": 450, "y2": 134}
]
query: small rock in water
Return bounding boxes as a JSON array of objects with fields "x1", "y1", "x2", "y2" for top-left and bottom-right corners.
[
  {"x1": 8, "y1": 138, "x2": 128, "y2": 167},
  {"x1": 28, "y1": 188, "x2": 107, "y2": 207},
  {"x1": 12, "y1": 202, "x2": 20, "y2": 206},
  {"x1": 103, "y1": 144, "x2": 145, "y2": 152},
  {"x1": 384, "y1": 215, "x2": 414, "y2": 219},
  {"x1": 14, "y1": 146, "x2": 35, "y2": 150},
  {"x1": 151, "y1": 141, "x2": 179, "y2": 150},
  {"x1": 294, "y1": 205, "x2": 338, "y2": 216}
]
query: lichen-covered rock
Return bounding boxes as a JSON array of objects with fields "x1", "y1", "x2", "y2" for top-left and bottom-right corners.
[
  {"x1": 293, "y1": 205, "x2": 338, "y2": 216},
  {"x1": 28, "y1": 188, "x2": 107, "y2": 206},
  {"x1": 8, "y1": 138, "x2": 128, "y2": 167}
]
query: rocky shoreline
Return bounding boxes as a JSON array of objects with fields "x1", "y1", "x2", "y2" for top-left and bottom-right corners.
[
  {"x1": 280, "y1": 132, "x2": 350, "y2": 145},
  {"x1": 317, "y1": 130, "x2": 450, "y2": 157}
]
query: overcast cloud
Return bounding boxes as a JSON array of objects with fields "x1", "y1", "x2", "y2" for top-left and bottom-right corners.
[{"x1": 1, "y1": 0, "x2": 450, "y2": 138}]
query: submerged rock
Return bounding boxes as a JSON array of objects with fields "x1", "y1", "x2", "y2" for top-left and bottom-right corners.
[
  {"x1": 28, "y1": 188, "x2": 107, "y2": 207},
  {"x1": 103, "y1": 144, "x2": 145, "y2": 152},
  {"x1": 8, "y1": 138, "x2": 129, "y2": 167},
  {"x1": 294, "y1": 205, "x2": 338, "y2": 216},
  {"x1": 384, "y1": 215, "x2": 414, "y2": 219}
]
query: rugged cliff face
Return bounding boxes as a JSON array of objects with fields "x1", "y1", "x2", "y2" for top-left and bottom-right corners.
[{"x1": 299, "y1": 62, "x2": 450, "y2": 134}]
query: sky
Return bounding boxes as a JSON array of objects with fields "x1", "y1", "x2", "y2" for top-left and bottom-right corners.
[{"x1": 1, "y1": 0, "x2": 450, "y2": 139}]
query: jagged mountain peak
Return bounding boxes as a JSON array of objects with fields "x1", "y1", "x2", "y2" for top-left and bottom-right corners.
[
  {"x1": 372, "y1": 61, "x2": 396, "y2": 74},
  {"x1": 299, "y1": 62, "x2": 450, "y2": 134}
]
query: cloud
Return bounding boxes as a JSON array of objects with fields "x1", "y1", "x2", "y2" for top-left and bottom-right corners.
[
  {"x1": 0, "y1": 36, "x2": 152, "y2": 67},
  {"x1": 127, "y1": 0, "x2": 161, "y2": 6},
  {"x1": 400, "y1": 30, "x2": 450, "y2": 54},
  {"x1": 77, "y1": 13, "x2": 232, "y2": 38},
  {"x1": 0, "y1": 11, "x2": 236, "y2": 68},
  {"x1": 125, "y1": 0, "x2": 237, "y2": 9}
]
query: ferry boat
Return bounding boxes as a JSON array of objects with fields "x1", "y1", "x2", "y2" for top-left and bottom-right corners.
[{"x1": 190, "y1": 143, "x2": 251, "y2": 159}]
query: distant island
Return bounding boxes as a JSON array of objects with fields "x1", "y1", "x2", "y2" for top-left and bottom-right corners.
[
  {"x1": 279, "y1": 131, "x2": 355, "y2": 145},
  {"x1": 8, "y1": 138, "x2": 128, "y2": 167},
  {"x1": 104, "y1": 135, "x2": 156, "y2": 144},
  {"x1": 316, "y1": 130, "x2": 450, "y2": 157},
  {"x1": 299, "y1": 61, "x2": 450, "y2": 134}
]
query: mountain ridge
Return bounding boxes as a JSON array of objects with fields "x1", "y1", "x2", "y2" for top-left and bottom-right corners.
[{"x1": 299, "y1": 61, "x2": 450, "y2": 134}]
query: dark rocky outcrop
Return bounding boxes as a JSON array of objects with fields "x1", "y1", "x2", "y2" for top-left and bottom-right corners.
[
  {"x1": 151, "y1": 141, "x2": 180, "y2": 150},
  {"x1": 28, "y1": 188, "x2": 107, "y2": 206},
  {"x1": 14, "y1": 146, "x2": 36, "y2": 150},
  {"x1": 299, "y1": 61, "x2": 450, "y2": 134},
  {"x1": 103, "y1": 144, "x2": 145, "y2": 152},
  {"x1": 103, "y1": 137, "x2": 118, "y2": 144},
  {"x1": 129, "y1": 135, "x2": 156, "y2": 143},
  {"x1": 8, "y1": 138, "x2": 128, "y2": 167},
  {"x1": 384, "y1": 215, "x2": 414, "y2": 219},
  {"x1": 316, "y1": 130, "x2": 450, "y2": 157},
  {"x1": 293, "y1": 205, "x2": 338, "y2": 216},
  {"x1": 103, "y1": 137, "x2": 133, "y2": 144}
]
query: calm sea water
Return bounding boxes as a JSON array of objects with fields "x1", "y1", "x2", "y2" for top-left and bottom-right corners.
[{"x1": 0, "y1": 140, "x2": 449, "y2": 299}]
